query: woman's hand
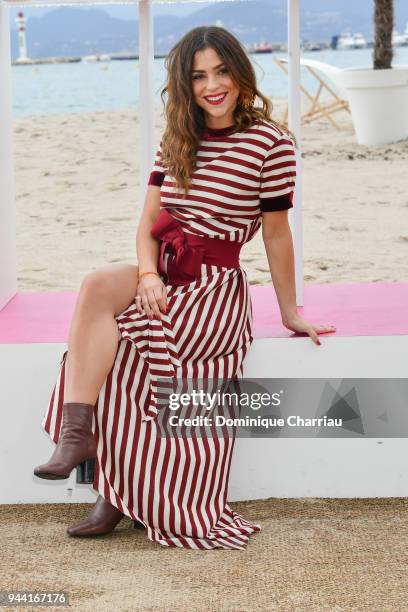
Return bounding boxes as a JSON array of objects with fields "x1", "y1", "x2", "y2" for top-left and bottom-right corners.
[
  {"x1": 282, "y1": 313, "x2": 336, "y2": 346},
  {"x1": 135, "y1": 274, "x2": 167, "y2": 320}
]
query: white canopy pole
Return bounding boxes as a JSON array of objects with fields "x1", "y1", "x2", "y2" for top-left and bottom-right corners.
[
  {"x1": 138, "y1": 0, "x2": 155, "y2": 205},
  {"x1": 0, "y1": 3, "x2": 17, "y2": 310},
  {"x1": 287, "y1": 0, "x2": 303, "y2": 306}
]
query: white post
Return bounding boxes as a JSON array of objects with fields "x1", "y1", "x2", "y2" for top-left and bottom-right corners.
[
  {"x1": 138, "y1": 0, "x2": 155, "y2": 205},
  {"x1": 287, "y1": 0, "x2": 303, "y2": 306},
  {"x1": 0, "y1": 3, "x2": 17, "y2": 311}
]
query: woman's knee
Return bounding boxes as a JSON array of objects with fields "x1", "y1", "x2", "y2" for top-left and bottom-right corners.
[
  {"x1": 77, "y1": 264, "x2": 139, "y2": 313},
  {"x1": 78, "y1": 269, "x2": 115, "y2": 311}
]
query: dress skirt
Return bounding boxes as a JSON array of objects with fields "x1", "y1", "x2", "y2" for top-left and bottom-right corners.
[{"x1": 41, "y1": 254, "x2": 261, "y2": 550}]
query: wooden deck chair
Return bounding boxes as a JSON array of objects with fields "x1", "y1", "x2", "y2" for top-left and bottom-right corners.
[{"x1": 273, "y1": 57, "x2": 350, "y2": 130}]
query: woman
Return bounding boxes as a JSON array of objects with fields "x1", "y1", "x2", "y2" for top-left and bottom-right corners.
[{"x1": 33, "y1": 26, "x2": 335, "y2": 550}]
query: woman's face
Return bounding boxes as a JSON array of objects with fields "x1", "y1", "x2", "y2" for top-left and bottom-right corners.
[{"x1": 191, "y1": 47, "x2": 240, "y2": 129}]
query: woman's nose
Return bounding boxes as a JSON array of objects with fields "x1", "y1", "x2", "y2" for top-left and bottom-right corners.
[{"x1": 206, "y1": 75, "x2": 220, "y2": 90}]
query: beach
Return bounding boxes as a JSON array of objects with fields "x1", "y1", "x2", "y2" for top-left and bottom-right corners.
[{"x1": 13, "y1": 100, "x2": 408, "y2": 290}]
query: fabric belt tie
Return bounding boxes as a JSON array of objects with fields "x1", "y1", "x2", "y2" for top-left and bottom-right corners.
[{"x1": 150, "y1": 209, "x2": 241, "y2": 278}]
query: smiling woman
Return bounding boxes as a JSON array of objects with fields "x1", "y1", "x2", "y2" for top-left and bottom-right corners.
[{"x1": 33, "y1": 24, "x2": 335, "y2": 552}]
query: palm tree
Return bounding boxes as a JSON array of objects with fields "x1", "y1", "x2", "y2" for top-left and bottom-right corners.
[{"x1": 373, "y1": 0, "x2": 394, "y2": 69}]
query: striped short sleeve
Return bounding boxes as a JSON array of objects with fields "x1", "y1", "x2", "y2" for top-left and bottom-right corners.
[
  {"x1": 259, "y1": 136, "x2": 297, "y2": 212},
  {"x1": 147, "y1": 140, "x2": 166, "y2": 187}
]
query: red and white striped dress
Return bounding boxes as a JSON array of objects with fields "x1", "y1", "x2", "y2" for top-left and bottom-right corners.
[{"x1": 42, "y1": 118, "x2": 296, "y2": 550}]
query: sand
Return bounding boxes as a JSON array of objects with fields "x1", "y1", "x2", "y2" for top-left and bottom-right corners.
[
  {"x1": 2, "y1": 498, "x2": 408, "y2": 611},
  {"x1": 12, "y1": 100, "x2": 408, "y2": 291}
]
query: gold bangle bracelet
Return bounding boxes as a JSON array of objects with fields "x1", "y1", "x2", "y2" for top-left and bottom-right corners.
[{"x1": 138, "y1": 271, "x2": 160, "y2": 281}]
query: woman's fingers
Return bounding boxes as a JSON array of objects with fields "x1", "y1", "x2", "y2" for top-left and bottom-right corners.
[
  {"x1": 141, "y1": 293, "x2": 154, "y2": 319},
  {"x1": 315, "y1": 325, "x2": 336, "y2": 334},
  {"x1": 153, "y1": 286, "x2": 167, "y2": 314},
  {"x1": 141, "y1": 288, "x2": 163, "y2": 320},
  {"x1": 134, "y1": 279, "x2": 168, "y2": 319},
  {"x1": 160, "y1": 285, "x2": 168, "y2": 313},
  {"x1": 308, "y1": 324, "x2": 336, "y2": 345},
  {"x1": 307, "y1": 326, "x2": 321, "y2": 346},
  {"x1": 135, "y1": 292, "x2": 154, "y2": 317},
  {"x1": 134, "y1": 277, "x2": 161, "y2": 317},
  {"x1": 134, "y1": 294, "x2": 143, "y2": 313},
  {"x1": 148, "y1": 288, "x2": 163, "y2": 319}
]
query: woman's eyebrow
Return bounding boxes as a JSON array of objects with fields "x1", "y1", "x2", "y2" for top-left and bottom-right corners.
[{"x1": 192, "y1": 63, "x2": 226, "y2": 74}]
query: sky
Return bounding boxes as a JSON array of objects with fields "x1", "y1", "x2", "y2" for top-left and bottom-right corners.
[
  {"x1": 7, "y1": 0, "x2": 408, "y2": 32},
  {"x1": 8, "y1": 1, "x2": 217, "y2": 21},
  {"x1": 103, "y1": 2, "x2": 217, "y2": 19}
]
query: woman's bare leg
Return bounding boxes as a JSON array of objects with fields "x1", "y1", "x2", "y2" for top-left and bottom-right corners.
[{"x1": 64, "y1": 263, "x2": 139, "y2": 405}]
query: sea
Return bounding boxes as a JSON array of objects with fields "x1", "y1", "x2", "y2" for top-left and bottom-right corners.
[{"x1": 11, "y1": 47, "x2": 408, "y2": 117}]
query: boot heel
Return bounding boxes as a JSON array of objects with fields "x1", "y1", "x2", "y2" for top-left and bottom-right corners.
[
  {"x1": 133, "y1": 519, "x2": 145, "y2": 530},
  {"x1": 76, "y1": 458, "x2": 96, "y2": 484}
]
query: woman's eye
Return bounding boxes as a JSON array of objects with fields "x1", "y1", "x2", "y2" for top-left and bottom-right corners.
[{"x1": 192, "y1": 69, "x2": 228, "y2": 80}]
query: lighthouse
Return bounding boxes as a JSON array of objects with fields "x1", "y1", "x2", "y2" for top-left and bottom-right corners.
[{"x1": 15, "y1": 11, "x2": 30, "y2": 63}]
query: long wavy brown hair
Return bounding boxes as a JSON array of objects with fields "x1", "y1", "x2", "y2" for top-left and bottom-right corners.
[{"x1": 159, "y1": 26, "x2": 294, "y2": 198}]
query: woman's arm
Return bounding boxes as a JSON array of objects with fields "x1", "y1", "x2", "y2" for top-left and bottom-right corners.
[
  {"x1": 135, "y1": 185, "x2": 167, "y2": 320},
  {"x1": 136, "y1": 184, "x2": 161, "y2": 274},
  {"x1": 262, "y1": 209, "x2": 298, "y2": 326},
  {"x1": 262, "y1": 210, "x2": 336, "y2": 344}
]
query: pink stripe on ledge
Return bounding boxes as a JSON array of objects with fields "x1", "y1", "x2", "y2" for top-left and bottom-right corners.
[
  {"x1": 251, "y1": 282, "x2": 408, "y2": 339},
  {"x1": 0, "y1": 282, "x2": 407, "y2": 344},
  {"x1": 0, "y1": 292, "x2": 78, "y2": 344}
]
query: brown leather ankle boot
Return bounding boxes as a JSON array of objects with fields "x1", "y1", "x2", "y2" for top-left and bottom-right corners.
[
  {"x1": 34, "y1": 402, "x2": 97, "y2": 480},
  {"x1": 67, "y1": 495, "x2": 145, "y2": 537}
]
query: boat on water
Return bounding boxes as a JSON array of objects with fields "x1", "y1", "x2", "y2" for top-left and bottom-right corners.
[
  {"x1": 392, "y1": 23, "x2": 408, "y2": 46},
  {"x1": 248, "y1": 41, "x2": 273, "y2": 54},
  {"x1": 302, "y1": 41, "x2": 326, "y2": 52},
  {"x1": 335, "y1": 33, "x2": 368, "y2": 50}
]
